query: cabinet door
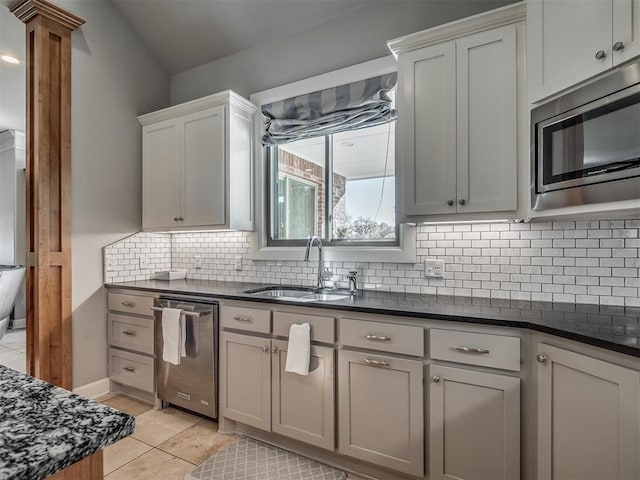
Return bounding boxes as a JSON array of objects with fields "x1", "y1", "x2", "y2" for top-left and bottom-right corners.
[
  {"x1": 142, "y1": 120, "x2": 181, "y2": 229},
  {"x1": 338, "y1": 350, "x2": 423, "y2": 477},
  {"x1": 182, "y1": 105, "x2": 226, "y2": 227},
  {"x1": 528, "y1": 0, "x2": 613, "y2": 102},
  {"x1": 219, "y1": 332, "x2": 271, "y2": 431},
  {"x1": 456, "y1": 25, "x2": 517, "y2": 214},
  {"x1": 271, "y1": 340, "x2": 334, "y2": 450},
  {"x1": 429, "y1": 364, "x2": 520, "y2": 480},
  {"x1": 397, "y1": 41, "x2": 456, "y2": 219},
  {"x1": 613, "y1": 0, "x2": 640, "y2": 65},
  {"x1": 537, "y1": 343, "x2": 640, "y2": 480}
]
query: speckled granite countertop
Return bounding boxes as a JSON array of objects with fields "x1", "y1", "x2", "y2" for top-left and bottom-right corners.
[
  {"x1": 107, "y1": 279, "x2": 640, "y2": 357},
  {"x1": 0, "y1": 366, "x2": 134, "y2": 480}
]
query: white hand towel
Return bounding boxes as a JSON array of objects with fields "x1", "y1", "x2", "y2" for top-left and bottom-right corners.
[
  {"x1": 285, "y1": 323, "x2": 311, "y2": 376},
  {"x1": 162, "y1": 308, "x2": 185, "y2": 366}
]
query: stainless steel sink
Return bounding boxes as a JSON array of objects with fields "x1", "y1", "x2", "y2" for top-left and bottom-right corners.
[{"x1": 243, "y1": 286, "x2": 351, "y2": 302}]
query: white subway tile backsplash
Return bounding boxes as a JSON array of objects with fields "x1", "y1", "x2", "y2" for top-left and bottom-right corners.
[{"x1": 104, "y1": 220, "x2": 639, "y2": 306}]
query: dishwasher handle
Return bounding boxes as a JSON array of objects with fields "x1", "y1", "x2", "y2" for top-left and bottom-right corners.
[{"x1": 150, "y1": 306, "x2": 211, "y2": 317}]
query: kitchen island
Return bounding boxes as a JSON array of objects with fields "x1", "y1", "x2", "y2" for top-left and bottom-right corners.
[{"x1": 0, "y1": 365, "x2": 134, "y2": 480}]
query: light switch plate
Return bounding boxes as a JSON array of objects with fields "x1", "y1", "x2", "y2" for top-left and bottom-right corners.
[
  {"x1": 194, "y1": 255, "x2": 202, "y2": 269},
  {"x1": 138, "y1": 255, "x2": 149, "y2": 270},
  {"x1": 104, "y1": 254, "x2": 115, "y2": 272},
  {"x1": 234, "y1": 255, "x2": 242, "y2": 270},
  {"x1": 424, "y1": 259, "x2": 445, "y2": 278}
]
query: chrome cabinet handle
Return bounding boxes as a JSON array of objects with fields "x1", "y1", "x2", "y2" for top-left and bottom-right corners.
[
  {"x1": 613, "y1": 41, "x2": 624, "y2": 52},
  {"x1": 271, "y1": 346, "x2": 278, "y2": 354},
  {"x1": 122, "y1": 366, "x2": 136, "y2": 372},
  {"x1": 454, "y1": 345, "x2": 490, "y2": 355},
  {"x1": 432, "y1": 375, "x2": 441, "y2": 383},
  {"x1": 121, "y1": 301, "x2": 134, "y2": 307},
  {"x1": 447, "y1": 200, "x2": 454, "y2": 206},
  {"x1": 150, "y1": 307, "x2": 208, "y2": 317},
  {"x1": 363, "y1": 358, "x2": 390, "y2": 367},
  {"x1": 458, "y1": 199, "x2": 466, "y2": 206},
  {"x1": 233, "y1": 315, "x2": 252, "y2": 322},
  {"x1": 365, "y1": 334, "x2": 391, "y2": 342},
  {"x1": 536, "y1": 354, "x2": 548, "y2": 364},
  {"x1": 122, "y1": 330, "x2": 136, "y2": 336},
  {"x1": 595, "y1": 50, "x2": 606, "y2": 60},
  {"x1": 261, "y1": 346, "x2": 269, "y2": 353}
]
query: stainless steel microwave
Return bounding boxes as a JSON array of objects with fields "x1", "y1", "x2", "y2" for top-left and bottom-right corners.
[{"x1": 531, "y1": 61, "x2": 640, "y2": 211}]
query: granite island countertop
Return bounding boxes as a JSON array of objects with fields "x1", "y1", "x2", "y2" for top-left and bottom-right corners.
[
  {"x1": 0, "y1": 365, "x2": 134, "y2": 480},
  {"x1": 107, "y1": 279, "x2": 640, "y2": 357}
]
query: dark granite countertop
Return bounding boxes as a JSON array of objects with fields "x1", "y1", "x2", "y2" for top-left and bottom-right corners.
[
  {"x1": 0, "y1": 366, "x2": 134, "y2": 480},
  {"x1": 107, "y1": 279, "x2": 640, "y2": 358}
]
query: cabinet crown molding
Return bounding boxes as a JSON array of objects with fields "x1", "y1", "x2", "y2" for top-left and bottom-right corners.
[
  {"x1": 0, "y1": 130, "x2": 26, "y2": 152},
  {"x1": 138, "y1": 90, "x2": 257, "y2": 126},
  {"x1": 11, "y1": 0, "x2": 85, "y2": 29},
  {"x1": 387, "y1": 1, "x2": 525, "y2": 56}
]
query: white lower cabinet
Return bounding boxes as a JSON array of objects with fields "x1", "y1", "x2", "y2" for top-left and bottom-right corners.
[
  {"x1": 271, "y1": 339, "x2": 335, "y2": 450},
  {"x1": 338, "y1": 350, "x2": 424, "y2": 477},
  {"x1": 219, "y1": 331, "x2": 271, "y2": 431},
  {"x1": 428, "y1": 364, "x2": 520, "y2": 480},
  {"x1": 536, "y1": 343, "x2": 640, "y2": 480},
  {"x1": 220, "y1": 331, "x2": 335, "y2": 450}
]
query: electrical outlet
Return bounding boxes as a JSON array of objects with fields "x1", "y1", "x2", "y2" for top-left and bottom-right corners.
[
  {"x1": 234, "y1": 255, "x2": 243, "y2": 271},
  {"x1": 104, "y1": 254, "x2": 115, "y2": 272},
  {"x1": 195, "y1": 255, "x2": 202, "y2": 269},
  {"x1": 424, "y1": 259, "x2": 445, "y2": 278},
  {"x1": 138, "y1": 255, "x2": 149, "y2": 270}
]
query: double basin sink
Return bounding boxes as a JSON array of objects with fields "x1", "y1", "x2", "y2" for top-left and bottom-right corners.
[{"x1": 243, "y1": 285, "x2": 352, "y2": 302}]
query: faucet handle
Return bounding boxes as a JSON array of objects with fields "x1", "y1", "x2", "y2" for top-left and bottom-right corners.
[
  {"x1": 347, "y1": 270, "x2": 358, "y2": 278},
  {"x1": 322, "y1": 267, "x2": 333, "y2": 280}
]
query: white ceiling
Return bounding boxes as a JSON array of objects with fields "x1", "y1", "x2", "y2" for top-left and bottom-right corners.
[
  {"x1": 280, "y1": 122, "x2": 396, "y2": 180},
  {"x1": 111, "y1": 0, "x2": 369, "y2": 74}
]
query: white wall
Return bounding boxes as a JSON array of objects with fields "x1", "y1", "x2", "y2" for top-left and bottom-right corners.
[
  {"x1": 170, "y1": 0, "x2": 516, "y2": 103},
  {"x1": 0, "y1": 7, "x2": 26, "y2": 131},
  {"x1": 52, "y1": 0, "x2": 170, "y2": 388}
]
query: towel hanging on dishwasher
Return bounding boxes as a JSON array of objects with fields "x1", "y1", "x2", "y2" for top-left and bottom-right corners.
[{"x1": 162, "y1": 307, "x2": 186, "y2": 365}]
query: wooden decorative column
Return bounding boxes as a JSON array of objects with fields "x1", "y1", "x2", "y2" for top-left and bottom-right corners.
[{"x1": 11, "y1": 0, "x2": 84, "y2": 390}]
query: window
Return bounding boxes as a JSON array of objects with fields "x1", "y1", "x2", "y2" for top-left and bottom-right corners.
[
  {"x1": 268, "y1": 118, "x2": 397, "y2": 246},
  {"x1": 252, "y1": 56, "x2": 416, "y2": 262}
]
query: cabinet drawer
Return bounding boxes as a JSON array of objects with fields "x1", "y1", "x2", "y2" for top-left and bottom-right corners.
[
  {"x1": 430, "y1": 329, "x2": 520, "y2": 372},
  {"x1": 273, "y1": 312, "x2": 334, "y2": 344},
  {"x1": 108, "y1": 292, "x2": 154, "y2": 317},
  {"x1": 108, "y1": 348, "x2": 154, "y2": 392},
  {"x1": 108, "y1": 313, "x2": 154, "y2": 355},
  {"x1": 221, "y1": 305, "x2": 270, "y2": 333},
  {"x1": 339, "y1": 319, "x2": 424, "y2": 357}
]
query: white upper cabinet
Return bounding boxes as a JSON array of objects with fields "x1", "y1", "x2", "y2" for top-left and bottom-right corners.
[
  {"x1": 528, "y1": 0, "x2": 640, "y2": 103},
  {"x1": 389, "y1": 3, "x2": 526, "y2": 222},
  {"x1": 139, "y1": 91, "x2": 256, "y2": 231}
]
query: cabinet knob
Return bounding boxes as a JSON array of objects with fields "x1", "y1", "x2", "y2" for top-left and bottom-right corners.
[
  {"x1": 174, "y1": 217, "x2": 179, "y2": 222},
  {"x1": 271, "y1": 346, "x2": 279, "y2": 354},
  {"x1": 179, "y1": 217, "x2": 184, "y2": 221},
  {"x1": 536, "y1": 354, "x2": 548, "y2": 364},
  {"x1": 262, "y1": 346, "x2": 269, "y2": 353},
  {"x1": 432, "y1": 375, "x2": 441, "y2": 383},
  {"x1": 595, "y1": 50, "x2": 606, "y2": 60},
  {"x1": 447, "y1": 200, "x2": 454, "y2": 207},
  {"x1": 613, "y1": 41, "x2": 625, "y2": 52},
  {"x1": 458, "y1": 199, "x2": 466, "y2": 206}
]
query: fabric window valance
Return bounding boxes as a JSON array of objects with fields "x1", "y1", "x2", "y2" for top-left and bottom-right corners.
[{"x1": 261, "y1": 72, "x2": 397, "y2": 146}]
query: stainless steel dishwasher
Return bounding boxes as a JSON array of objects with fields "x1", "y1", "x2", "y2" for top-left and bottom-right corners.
[{"x1": 153, "y1": 297, "x2": 218, "y2": 418}]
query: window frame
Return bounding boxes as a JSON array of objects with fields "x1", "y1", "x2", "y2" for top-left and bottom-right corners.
[
  {"x1": 250, "y1": 56, "x2": 416, "y2": 263},
  {"x1": 266, "y1": 135, "x2": 400, "y2": 247}
]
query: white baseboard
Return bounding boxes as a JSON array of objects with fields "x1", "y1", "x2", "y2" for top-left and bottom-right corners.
[{"x1": 73, "y1": 377, "x2": 110, "y2": 399}]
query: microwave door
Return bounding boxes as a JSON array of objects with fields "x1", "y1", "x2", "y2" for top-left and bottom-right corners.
[{"x1": 537, "y1": 85, "x2": 640, "y2": 194}]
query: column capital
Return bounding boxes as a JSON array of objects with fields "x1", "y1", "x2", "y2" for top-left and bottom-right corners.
[{"x1": 11, "y1": 0, "x2": 85, "y2": 30}]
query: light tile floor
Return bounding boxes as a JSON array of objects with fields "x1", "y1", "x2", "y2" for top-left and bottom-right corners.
[
  {"x1": 0, "y1": 328, "x2": 26, "y2": 373},
  {"x1": 98, "y1": 394, "x2": 367, "y2": 480}
]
